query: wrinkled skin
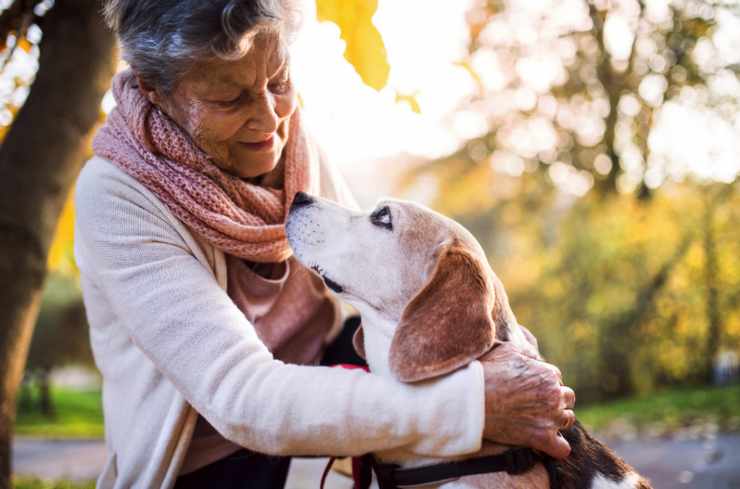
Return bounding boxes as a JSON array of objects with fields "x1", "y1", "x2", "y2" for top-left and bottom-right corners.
[
  {"x1": 482, "y1": 340, "x2": 576, "y2": 459},
  {"x1": 140, "y1": 30, "x2": 296, "y2": 181}
]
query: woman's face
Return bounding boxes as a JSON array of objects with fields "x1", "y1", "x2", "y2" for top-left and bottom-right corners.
[{"x1": 152, "y1": 32, "x2": 296, "y2": 179}]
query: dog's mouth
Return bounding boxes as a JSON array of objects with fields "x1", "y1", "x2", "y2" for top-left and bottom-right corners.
[{"x1": 310, "y1": 264, "x2": 344, "y2": 294}]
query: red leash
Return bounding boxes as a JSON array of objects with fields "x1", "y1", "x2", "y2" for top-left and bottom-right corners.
[
  {"x1": 320, "y1": 455, "x2": 373, "y2": 489},
  {"x1": 320, "y1": 364, "x2": 372, "y2": 489},
  {"x1": 319, "y1": 457, "x2": 337, "y2": 489}
]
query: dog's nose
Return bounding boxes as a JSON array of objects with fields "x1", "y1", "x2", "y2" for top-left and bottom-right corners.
[{"x1": 291, "y1": 191, "x2": 314, "y2": 210}]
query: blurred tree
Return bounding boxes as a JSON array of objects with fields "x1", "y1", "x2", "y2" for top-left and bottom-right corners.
[
  {"x1": 25, "y1": 275, "x2": 93, "y2": 416},
  {"x1": 0, "y1": 0, "x2": 116, "y2": 485},
  {"x1": 595, "y1": 231, "x2": 694, "y2": 398},
  {"x1": 411, "y1": 0, "x2": 734, "y2": 200},
  {"x1": 700, "y1": 184, "x2": 732, "y2": 382},
  {"x1": 399, "y1": 0, "x2": 740, "y2": 401},
  {"x1": 500, "y1": 183, "x2": 739, "y2": 402}
]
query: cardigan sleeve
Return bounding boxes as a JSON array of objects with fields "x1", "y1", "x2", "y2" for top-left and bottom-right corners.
[{"x1": 74, "y1": 158, "x2": 485, "y2": 458}]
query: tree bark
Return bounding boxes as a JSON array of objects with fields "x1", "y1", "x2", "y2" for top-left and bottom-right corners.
[
  {"x1": 16, "y1": 375, "x2": 32, "y2": 414},
  {"x1": 0, "y1": 1, "x2": 116, "y2": 485},
  {"x1": 37, "y1": 368, "x2": 54, "y2": 417}
]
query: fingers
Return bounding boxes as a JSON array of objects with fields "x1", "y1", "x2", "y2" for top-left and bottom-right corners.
[
  {"x1": 534, "y1": 432, "x2": 571, "y2": 460},
  {"x1": 558, "y1": 409, "x2": 576, "y2": 430},
  {"x1": 560, "y1": 386, "x2": 576, "y2": 410},
  {"x1": 479, "y1": 340, "x2": 516, "y2": 361},
  {"x1": 547, "y1": 363, "x2": 563, "y2": 384},
  {"x1": 518, "y1": 325, "x2": 539, "y2": 350}
]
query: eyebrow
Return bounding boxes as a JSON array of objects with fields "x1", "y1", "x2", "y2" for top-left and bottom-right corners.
[{"x1": 194, "y1": 46, "x2": 289, "y2": 98}]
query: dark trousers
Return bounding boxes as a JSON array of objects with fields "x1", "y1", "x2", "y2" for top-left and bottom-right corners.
[
  {"x1": 174, "y1": 316, "x2": 365, "y2": 488},
  {"x1": 174, "y1": 449, "x2": 291, "y2": 489}
]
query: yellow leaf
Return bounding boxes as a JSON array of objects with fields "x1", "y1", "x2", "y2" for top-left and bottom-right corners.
[
  {"x1": 18, "y1": 38, "x2": 32, "y2": 53},
  {"x1": 395, "y1": 90, "x2": 421, "y2": 113},
  {"x1": 454, "y1": 59, "x2": 485, "y2": 97},
  {"x1": 316, "y1": 0, "x2": 390, "y2": 90},
  {"x1": 47, "y1": 189, "x2": 78, "y2": 276}
]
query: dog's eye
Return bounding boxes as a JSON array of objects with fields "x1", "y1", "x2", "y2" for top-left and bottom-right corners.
[{"x1": 370, "y1": 206, "x2": 393, "y2": 230}]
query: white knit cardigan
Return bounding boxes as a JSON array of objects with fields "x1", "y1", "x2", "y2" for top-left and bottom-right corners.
[{"x1": 73, "y1": 156, "x2": 485, "y2": 489}]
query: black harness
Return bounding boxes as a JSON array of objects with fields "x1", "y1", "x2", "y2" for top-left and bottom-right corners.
[
  {"x1": 345, "y1": 447, "x2": 560, "y2": 489},
  {"x1": 371, "y1": 447, "x2": 549, "y2": 488}
]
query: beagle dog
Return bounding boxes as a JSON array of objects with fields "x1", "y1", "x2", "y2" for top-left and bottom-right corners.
[{"x1": 286, "y1": 192, "x2": 651, "y2": 489}]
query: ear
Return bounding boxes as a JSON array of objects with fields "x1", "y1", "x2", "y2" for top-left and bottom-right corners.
[
  {"x1": 352, "y1": 326, "x2": 366, "y2": 360},
  {"x1": 389, "y1": 241, "x2": 496, "y2": 382},
  {"x1": 135, "y1": 74, "x2": 162, "y2": 106}
]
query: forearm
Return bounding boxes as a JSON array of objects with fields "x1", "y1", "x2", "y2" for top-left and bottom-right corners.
[{"x1": 200, "y1": 358, "x2": 485, "y2": 457}]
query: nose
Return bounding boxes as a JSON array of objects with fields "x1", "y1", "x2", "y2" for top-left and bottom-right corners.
[
  {"x1": 290, "y1": 192, "x2": 314, "y2": 210},
  {"x1": 246, "y1": 93, "x2": 279, "y2": 133}
]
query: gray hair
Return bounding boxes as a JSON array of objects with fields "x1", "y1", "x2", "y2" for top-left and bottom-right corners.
[{"x1": 103, "y1": 0, "x2": 302, "y2": 93}]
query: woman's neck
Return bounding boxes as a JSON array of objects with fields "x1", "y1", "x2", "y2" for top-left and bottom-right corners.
[{"x1": 248, "y1": 157, "x2": 285, "y2": 189}]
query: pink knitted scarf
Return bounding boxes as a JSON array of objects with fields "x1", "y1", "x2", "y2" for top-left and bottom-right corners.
[{"x1": 93, "y1": 69, "x2": 316, "y2": 263}]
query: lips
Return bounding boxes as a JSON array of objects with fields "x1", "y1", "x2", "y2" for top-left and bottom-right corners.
[
  {"x1": 240, "y1": 135, "x2": 274, "y2": 151},
  {"x1": 310, "y1": 264, "x2": 344, "y2": 293}
]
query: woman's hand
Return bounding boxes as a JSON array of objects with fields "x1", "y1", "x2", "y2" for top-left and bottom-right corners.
[{"x1": 480, "y1": 341, "x2": 576, "y2": 459}]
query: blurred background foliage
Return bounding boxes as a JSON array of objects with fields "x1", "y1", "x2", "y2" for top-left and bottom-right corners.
[{"x1": 403, "y1": 0, "x2": 740, "y2": 402}]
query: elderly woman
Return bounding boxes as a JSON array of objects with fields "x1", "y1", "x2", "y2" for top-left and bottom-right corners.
[{"x1": 74, "y1": 1, "x2": 576, "y2": 488}]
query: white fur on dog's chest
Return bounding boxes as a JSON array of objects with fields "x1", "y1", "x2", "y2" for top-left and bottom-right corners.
[
  {"x1": 356, "y1": 307, "x2": 496, "y2": 472},
  {"x1": 354, "y1": 306, "x2": 397, "y2": 380},
  {"x1": 355, "y1": 306, "x2": 456, "y2": 467}
]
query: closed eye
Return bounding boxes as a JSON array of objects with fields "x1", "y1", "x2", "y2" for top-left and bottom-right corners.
[
  {"x1": 370, "y1": 206, "x2": 393, "y2": 230},
  {"x1": 209, "y1": 92, "x2": 244, "y2": 108}
]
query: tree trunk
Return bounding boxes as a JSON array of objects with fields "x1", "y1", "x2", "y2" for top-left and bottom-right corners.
[
  {"x1": 37, "y1": 368, "x2": 54, "y2": 417},
  {"x1": 703, "y1": 196, "x2": 722, "y2": 383},
  {"x1": 16, "y1": 375, "x2": 32, "y2": 414},
  {"x1": 589, "y1": 5, "x2": 621, "y2": 197},
  {"x1": 0, "y1": 1, "x2": 116, "y2": 485},
  {"x1": 597, "y1": 234, "x2": 693, "y2": 399}
]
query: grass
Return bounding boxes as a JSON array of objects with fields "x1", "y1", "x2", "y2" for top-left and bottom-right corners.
[
  {"x1": 16, "y1": 387, "x2": 103, "y2": 438},
  {"x1": 12, "y1": 478, "x2": 95, "y2": 489},
  {"x1": 578, "y1": 383, "x2": 740, "y2": 434}
]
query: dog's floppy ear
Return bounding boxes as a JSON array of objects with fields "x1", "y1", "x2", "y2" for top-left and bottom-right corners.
[{"x1": 389, "y1": 240, "x2": 496, "y2": 382}]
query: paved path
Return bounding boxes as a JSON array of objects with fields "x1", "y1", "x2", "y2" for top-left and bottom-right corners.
[
  {"x1": 610, "y1": 433, "x2": 740, "y2": 489},
  {"x1": 14, "y1": 434, "x2": 740, "y2": 488},
  {"x1": 14, "y1": 438, "x2": 106, "y2": 482},
  {"x1": 13, "y1": 437, "x2": 351, "y2": 488}
]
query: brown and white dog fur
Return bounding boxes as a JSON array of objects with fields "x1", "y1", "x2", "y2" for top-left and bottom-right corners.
[{"x1": 286, "y1": 193, "x2": 652, "y2": 489}]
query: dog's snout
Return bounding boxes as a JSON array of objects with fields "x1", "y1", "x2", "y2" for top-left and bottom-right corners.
[{"x1": 291, "y1": 191, "x2": 314, "y2": 211}]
